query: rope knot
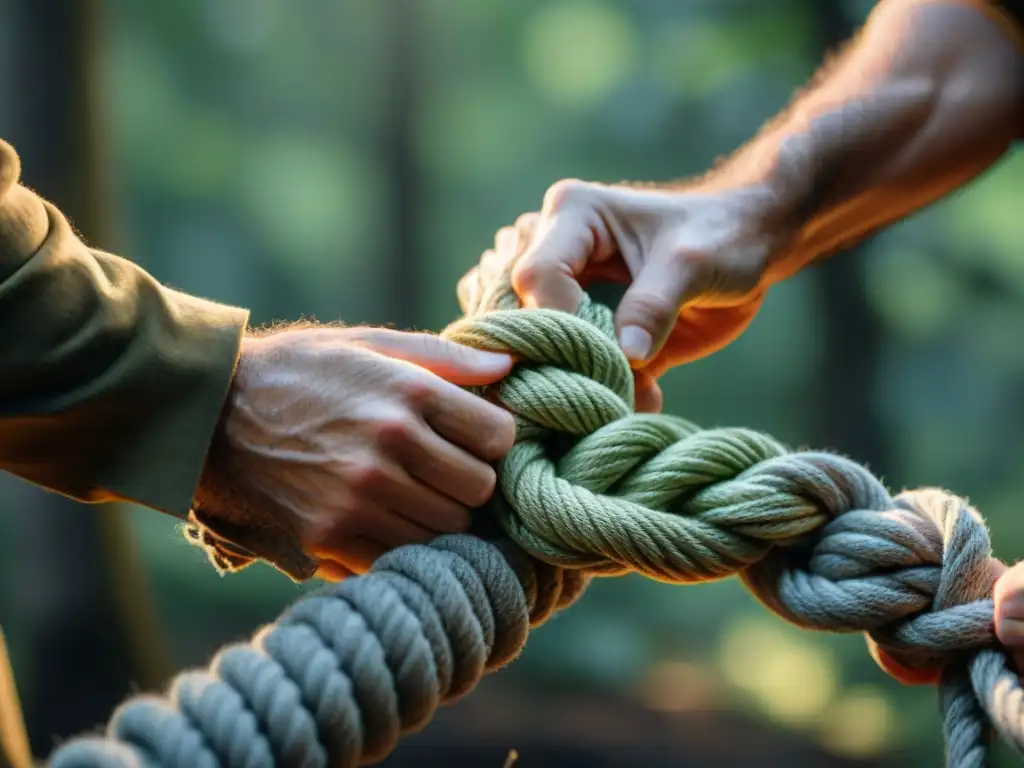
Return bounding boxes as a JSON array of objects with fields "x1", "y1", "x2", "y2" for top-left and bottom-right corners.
[
  {"x1": 861, "y1": 490, "x2": 999, "y2": 674},
  {"x1": 39, "y1": 267, "x2": 1024, "y2": 768},
  {"x1": 445, "y1": 278, "x2": 1024, "y2": 764}
]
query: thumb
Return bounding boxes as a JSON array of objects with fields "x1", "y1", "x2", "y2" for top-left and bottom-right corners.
[
  {"x1": 347, "y1": 328, "x2": 513, "y2": 386},
  {"x1": 614, "y1": 251, "x2": 696, "y2": 365}
]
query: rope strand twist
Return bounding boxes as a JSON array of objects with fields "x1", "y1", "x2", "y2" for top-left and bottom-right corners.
[{"x1": 43, "y1": 269, "x2": 1024, "y2": 767}]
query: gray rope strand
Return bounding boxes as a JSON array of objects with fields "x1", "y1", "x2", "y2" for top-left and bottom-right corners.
[
  {"x1": 42, "y1": 464, "x2": 1024, "y2": 768},
  {"x1": 450, "y1": 289, "x2": 1024, "y2": 765},
  {"x1": 37, "y1": 272, "x2": 1024, "y2": 766},
  {"x1": 44, "y1": 537, "x2": 590, "y2": 768},
  {"x1": 490, "y1": 430, "x2": 1021, "y2": 765},
  {"x1": 36, "y1": 456, "x2": 1024, "y2": 767},
  {"x1": 735, "y1": 468, "x2": 1019, "y2": 766}
]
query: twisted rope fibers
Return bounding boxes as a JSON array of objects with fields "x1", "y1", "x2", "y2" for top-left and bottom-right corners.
[
  {"x1": 46, "y1": 538, "x2": 590, "y2": 768},
  {"x1": 44, "y1": 265, "x2": 1024, "y2": 767}
]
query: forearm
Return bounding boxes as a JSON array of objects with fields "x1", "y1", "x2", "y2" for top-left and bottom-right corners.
[
  {"x1": 704, "y1": 0, "x2": 1024, "y2": 282},
  {"x1": 0, "y1": 139, "x2": 248, "y2": 517}
]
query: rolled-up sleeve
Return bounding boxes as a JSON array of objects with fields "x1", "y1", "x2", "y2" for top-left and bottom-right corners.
[{"x1": 0, "y1": 138, "x2": 249, "y2": 517}]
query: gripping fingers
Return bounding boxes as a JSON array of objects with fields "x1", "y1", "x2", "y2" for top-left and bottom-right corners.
[
  {"x1": 308, "y1": 495, "x2": 440, "y2": 574},
  {"x1": 615, "y1": 257, "x2": 694, "y2": 364},
  {"x1": 376, "y1": 466, "x2": 472, "y2": 535},
  {"x1": 310, "y1": 535, "x2": 387, "y2": 576},
  {"x1": 344, "y1": 328, "x2": 512, "y2": 386},
  {"x1": 348, "y1": 446, "x2": 470, "y2": 534},
  {"x1": 423, "y1": 379, "x2": 516, "y2": 463},
  {"x1": 315, "y1": 560, "x2": 356, "y2": 582},
  {"x1": 402, "y1": 424, "x2": 499, "y2": 510}
]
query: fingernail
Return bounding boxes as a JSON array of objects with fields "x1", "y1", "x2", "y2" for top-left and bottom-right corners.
[
  {"x1": 475, "y1": 350, "x2": 514, "y2": 370},
  {"x1": 618, "y1": 325, "x2": 651, "y2": 361}
]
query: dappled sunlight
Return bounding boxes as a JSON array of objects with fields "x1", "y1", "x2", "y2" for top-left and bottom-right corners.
[
  {"x1": 634, "y1": 659, "x2": 724, "y2": 713},
  {"x1": 521, "y1": 1, "x2": 638, "y2": 107},
  {"x1": 819, "y1": 686, "x2": 895, "y2": 758},
  {"x1": 718, "y1": 616, "x2": 840, "y2": 728}
]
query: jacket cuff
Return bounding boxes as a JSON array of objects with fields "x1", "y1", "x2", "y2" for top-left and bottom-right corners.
[
  {"x1": 183, "y1": 507, "x2": 318, "y2": 582},
  {"x1": 113, "y1": 292, "x2": 250, "y2": 518}
]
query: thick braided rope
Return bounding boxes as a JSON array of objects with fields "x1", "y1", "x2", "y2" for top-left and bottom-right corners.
[
  {"x1": 445, "y1": 270, "x2": 1024, "y2": 767},
  {"x1": 45, "y1": 537, "x2": 590, "y2": 767},
  {"x1": 41, "y1": 264, "x2": 1024, "y2": 767}
]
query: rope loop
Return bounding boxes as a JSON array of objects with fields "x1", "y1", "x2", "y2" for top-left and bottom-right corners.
[
  {"x1": 446, "y1": 278, "x2": 1024, "y2": 765},
  {"x1": 41, "y1": 264, "x2": 1024, "y2": 767}
]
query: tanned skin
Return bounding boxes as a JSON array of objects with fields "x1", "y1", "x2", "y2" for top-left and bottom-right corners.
[
  {"x1": 461, "y1": 0, "x2": 1024, "y2": 679},
  {"x1": 730, "y1": 0, "x2": 1024, "y2": 284},
  {"x1": 468, "y1": 0, "x2": 1024, "y2": 382}
]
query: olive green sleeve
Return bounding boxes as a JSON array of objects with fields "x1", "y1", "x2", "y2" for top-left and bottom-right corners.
[{"x1": 0, "y1": 138, "x2": 249, "y2": 518}]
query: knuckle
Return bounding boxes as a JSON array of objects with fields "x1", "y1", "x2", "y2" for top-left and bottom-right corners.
[
  {"x1": 447, "y1": 507, "x2": 473, "y2": 533},
  {"x1": 478, "y1": 249, "x2": 501, "y2": 279},
  {"x1": 996, "y1": 613, "x2": 1024, "y2": 647},
  {"x1": 456, "y1": 289, "x2": 475, "y2": 314},
  {"x1": 320, "y1": 487, "x2": 352, "y2": 512},
  {"x1": 475, "y1": 441, "x2": 505, "y2": 466},
  {"x1": 438, "y1": 505, "x2": 473, "y2": 536},
  {"x1": 428, "y1": 502, "x2": 472, "y2": 533},
  {"x1": 995, "y1": 578, "x2": 1024, "y2": 623},
  {"x1": 667, "y1": 247, "x2": 711, "y2": 274},
  {"x1": 729, "y1": 248, "x2": 769, "y2": 283},
  {"x1": 457, "y1": 268, "x2": 478, "y2": 295},
  {"x1": 398, "y1": 374, "x2": 437, "y2": 411},
  {"x1": 627, "y1": 290, "x2": 679, "y2": 329},
  {"x1": 479, "y1": 411, "x2": 516, "y2": 460},
  {"x1": 543, "y1": 178, "x2": 590, "y2": 212},
  {"x1": 301, "y1": 519, "x2": 336, "y2": 550},
  {"x1": 409, "y1": 330, "x2": 441, "y2": 356},
  {"x1": 465, "y1": 466, "x2": 498, "y2": 508},
  {"x1": 339, "y1": 325, "x2": 385, "y2": 349},
  {"x1": 514, "y1": 211, "x2": 540, "y2": 234},
  {"x1": 371, "y1": 414, "x2": 418, "y2": 451},
  {"x1": 494, "y1": 225, "x2": 516, "y2": 246},
  {"x1": 510, "y1": 256, "x2": 547, "y2": 295},
  {"x1": 347, "y1": 460, "x2": 391, "y2": 493}
]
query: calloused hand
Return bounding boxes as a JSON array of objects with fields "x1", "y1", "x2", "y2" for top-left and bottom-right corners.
[
  {"x1": 460, "y1": 179, "x2": 783, "y2": 412},
  {"x1": 200, "y1": 325, "x2": 516, "y2": 579}
]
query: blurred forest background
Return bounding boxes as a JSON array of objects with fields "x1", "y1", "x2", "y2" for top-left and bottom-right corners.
[{"x1": 1, "y1": 0, "x2": 1023, "y2": 765}]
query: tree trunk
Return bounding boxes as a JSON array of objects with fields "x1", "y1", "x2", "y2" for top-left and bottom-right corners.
[
  {"x1": 806, "y1": 0, "x2": 890, "y2": 475},
  {"x1": 380, "y1": 0, "x2": 421, "y2": 328}
]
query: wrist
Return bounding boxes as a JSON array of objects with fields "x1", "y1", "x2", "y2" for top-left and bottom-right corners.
[
  {"x1": 196, "y1": 337, "x2": 251, "y2": 500},
  {"x1": 191, "y1": 335, "x2": 318, "y2": 582},
  {"x1": 689, "y1": 178, "x2": 807, "y2": 286},
  {"x1": 194, "y1": 333, "x2": 271, "y2": 511}
]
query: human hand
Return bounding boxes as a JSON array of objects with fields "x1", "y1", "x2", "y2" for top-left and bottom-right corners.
[
  {"x1": 460, "y1": 180, "x2": 786, "y2": 412},
  {"x1": 867, "y1": 558, "x2": 1024, "y2": 684},
  {"x1": 196, "y1": 325, "x2": 516, "y2": 580}
]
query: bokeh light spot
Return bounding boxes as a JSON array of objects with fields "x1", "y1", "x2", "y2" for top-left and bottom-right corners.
[{"x1": 521, "y1": 0, "x2": 638, "y2": 108}]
